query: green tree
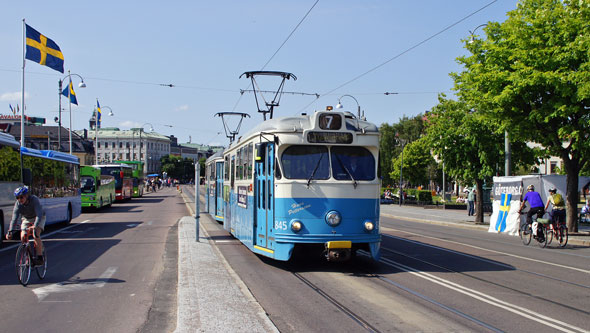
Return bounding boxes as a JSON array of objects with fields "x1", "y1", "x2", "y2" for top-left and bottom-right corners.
[
  {"x1": 390, "y1": 137, "x2": 436, "y2": 187},
  {"x1": 426, "y1": 97, "x2": 505, "y2": 223},
  {"x1": 454, "y1": 0, "x2": 590, "y2": 231},
  {"x1": 379, "y1": 114, "x2": 426, "y2": 187}
]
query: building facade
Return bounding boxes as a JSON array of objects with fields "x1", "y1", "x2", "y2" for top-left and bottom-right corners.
[{"x1": 85, "y1": 128, "x2": 171, "y2": 174}]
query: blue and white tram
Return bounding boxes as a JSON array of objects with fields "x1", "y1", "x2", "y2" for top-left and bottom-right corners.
[
  {"x1": 205, "y1": 151, "x2": 225, "y2": 223},
  {"x1": 222, "y1": 107, "x2": 381, "y2": 261}
]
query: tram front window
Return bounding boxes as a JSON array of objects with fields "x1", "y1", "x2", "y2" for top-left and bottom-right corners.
[
  {"x1": 281, "y1": 145, "x2": 329, "y2": 180},
  {"x1": 331, "y1": 146, "x2": 375, "y2": 181}
]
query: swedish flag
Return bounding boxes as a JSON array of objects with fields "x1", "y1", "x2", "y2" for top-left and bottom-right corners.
[
  {"x1": 96, "y1": 100, "x2": 102, "y2": 128},
  {"x1": 495, "y1": 193, "x2": 512, "y2": 232},
  {"x1": 25, "y1": 24, "x2": 64, "y2": 73},
  {"x1": 61, "y1": 80, "x2": 78, "y2": 105}
]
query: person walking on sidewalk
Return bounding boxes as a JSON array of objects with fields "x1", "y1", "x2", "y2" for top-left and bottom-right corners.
[{"x1": 467, "y1": 187, "x2": 475, "y2": 216}]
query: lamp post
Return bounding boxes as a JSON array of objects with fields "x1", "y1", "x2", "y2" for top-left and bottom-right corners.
[
  {"x1": 94, "y1": 105, "x2": 113, "y2": 164},
  {"x1": 397, "y1": 135, "x2": 406, "y2": 206},
  {"x1": 58, "y1": 71, "x2": 86, "y2": 154},
  {"x1": 468, "y1": 24, "x2": 511, "y2": 176},
  {"x1": 138, "y1": 123, "x2": 154, "y2": 174},
  {"x1": 335, "y1": 94, "x2": 361, "y2": 119}
]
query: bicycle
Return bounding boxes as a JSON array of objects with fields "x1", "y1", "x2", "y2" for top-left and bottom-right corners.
[
  {"x1": 14, "y1": 227, "x2": 47, "y2": 286},
  {"x1": 519, "y1": 211, "x2": 548, "y2": 248},
  {"x1": 546, "y1": 214, "x2": 568, "y2": 248}
]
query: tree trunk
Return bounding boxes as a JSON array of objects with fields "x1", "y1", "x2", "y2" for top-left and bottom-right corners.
[
  {"x1": 562, "y1": 153, "x2": 580, "y2": 232},
  {"x1": 475, "y1": 179, "x2": 484, "y2": 224}
]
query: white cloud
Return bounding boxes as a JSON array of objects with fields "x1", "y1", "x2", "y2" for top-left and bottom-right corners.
[
  {"x1": 175, "y1": 105, "x2": 189, "y2": 111},
  {"x1": 0, "y1": 92, "x2": 28, "y2": 101},
  {"x1": 119, "y1": 120, "x2": 140, "y2": 128}
]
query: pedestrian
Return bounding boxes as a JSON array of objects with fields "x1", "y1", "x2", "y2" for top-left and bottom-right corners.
[{"x1": 467, "y1": 186, "x2": 475, "y2": 216}]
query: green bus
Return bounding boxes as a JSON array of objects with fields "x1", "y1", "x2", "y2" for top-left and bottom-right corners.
[
  {"x1": 115, "y1": 161, "x2": 144, "y2": 197},
  {"x1": 80, "y1": 166, "x2": 115, "y2": 209}
]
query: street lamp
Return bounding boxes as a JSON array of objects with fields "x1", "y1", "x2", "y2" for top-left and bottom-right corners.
[
  {"x1": 94, "y1": 104, "x2": 113, "y2": 164},
  {"x1": 138, "y1": 123, "x2": 154, "y2": 174},
  {"x1": 468, "y1": 24, "x2": 511, "y2": 176},
  {"x1": 335, "y1": 94, "x2": 361, "y2": 119},
  {"x1": 58, "y1": 71, "x2": 86, "y2": 154}
]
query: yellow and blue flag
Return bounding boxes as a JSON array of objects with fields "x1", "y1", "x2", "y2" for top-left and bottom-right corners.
[
  {"x1": 61, "y1": 80, "x2": 78, "y2": 105},
  {"x1": 495, "y1": 193, "x2": 512, "y2": 232},
  {"x1": 96, "y1": 100, "x2": 102, "y2": 128},
  {"x1": 25, "y1": 24, "x2": 64, "y2": 73}
]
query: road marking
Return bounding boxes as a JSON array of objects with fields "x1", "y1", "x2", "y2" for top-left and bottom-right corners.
[
  {"x1": 0, "y1": 219, "x2": 91, "y2": 253},
  {"x1": 127, "y1": 224, "x2": 139, "y2": 228},
  {"x1": 33, "y1": 266, "x2": 118, "y2": 302},
  {"x1": 377, "y1": 255, "x2": 587, "y2": 333},
  {"x1": 382, "y1": 227, "x2": 590, "y2": 274}
]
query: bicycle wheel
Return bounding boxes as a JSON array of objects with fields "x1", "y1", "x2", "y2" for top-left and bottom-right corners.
[
  {"x1": 15, "y1": 244, "x2": 31, "y2": 286},
  {"x1": 35, "y1": 247, "x2": 47, "y2": 279},
  {"x1": 558, "y1": 225, "x2": 568, "y2": 248},
  {"x1": 546, "y1": 224, "x2": 554, "y2": 245},
  {"x1": 537, "y1": 225, "x2": 548, "y2": 248},
  {"x1": 520, "y1": 224, "x2": 532, "y2": 245}
]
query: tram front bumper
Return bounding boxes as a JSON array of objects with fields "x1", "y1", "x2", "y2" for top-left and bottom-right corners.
[{"x1": 325, "y1": 241, "x2": 351, "y2": 261}]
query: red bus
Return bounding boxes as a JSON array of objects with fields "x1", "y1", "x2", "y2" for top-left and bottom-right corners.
[{"x1": 94, "y1": 164, "x2": 133, "y2": 201}]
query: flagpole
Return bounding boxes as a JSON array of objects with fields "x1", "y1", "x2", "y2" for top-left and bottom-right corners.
[
  {"x1": 21, "y1": 19, "x2": 26, "y2": 148},
  {"x1": 68, "y1": 70, "x2": 73, "y2": 154},
  {"x1": 95, "y1": 100, "x2": 98, "y2": 164}
]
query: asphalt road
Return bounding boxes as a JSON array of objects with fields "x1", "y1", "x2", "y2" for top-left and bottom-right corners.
[
  {"x1": 0, "y1": 187, "x2": 183, "y2": 333},
  {"x1": 185, "y1": 185, "x2": 590, "y2": 333}
]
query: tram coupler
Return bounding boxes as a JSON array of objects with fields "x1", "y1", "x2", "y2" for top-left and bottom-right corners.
[{"x1": 324, "y1": 241, "x2": 352, "y2": 262}]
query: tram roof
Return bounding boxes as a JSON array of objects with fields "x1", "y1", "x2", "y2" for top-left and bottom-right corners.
[
  {"x1": 206, "y1": 150, "x2": 224, "y2": 163},
  {"x1": 239, "y1": 110, "x2": 378, "y2": 141}
]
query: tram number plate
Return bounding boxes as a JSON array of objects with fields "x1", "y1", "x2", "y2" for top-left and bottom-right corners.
[{"x1": 274, "y1": 220, "x2": 288, "y2": 230}]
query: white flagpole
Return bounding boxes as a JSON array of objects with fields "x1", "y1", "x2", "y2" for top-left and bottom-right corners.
[
  {"x1": 68, "y1": 70, "x2": 73, "y2": 154},
  {"x1": 21, "y1": 19, "x2": 26, "y2": 147}
]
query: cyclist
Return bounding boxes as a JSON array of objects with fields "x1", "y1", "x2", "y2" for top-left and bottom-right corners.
[
  {"x1": 518, "y1": 184, "x2": 545, "y2": 240},
  {"x1": 545, "y1": 188, "x2": 565, "y2": 226},
  {"x1": 5, "y1": 186, "x2": 46, "y2": 264}
]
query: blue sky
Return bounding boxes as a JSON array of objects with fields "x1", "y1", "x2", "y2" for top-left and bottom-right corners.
[{"x1": 0, "y1": 0, "x2": 517, "y2": 146}]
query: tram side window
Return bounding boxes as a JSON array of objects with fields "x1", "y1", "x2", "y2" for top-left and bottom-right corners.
[
  {"x1": 0, "y1": 145, "x2": 21, "y2": 182},
  {"x1": 331, "y1": 146, "x2": 375, "y2": 181},
  {"x1": 247, "y1": 143, "x2": 253, "y2": 179},
  {"x1": 230, "y1": 157, "x2": 235, "y2": 188},
  {"x1": 281, "y1": 145, "x2": 329, "y2": 180},
  {"x1": 224, "y1": 156, "x2": 230, "y2": 181},
  {"x1": 236, "y1": 148, "x2": 242, "y2": 180}
]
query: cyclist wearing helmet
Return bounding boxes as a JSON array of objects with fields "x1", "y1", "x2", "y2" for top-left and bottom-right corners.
[
  {"x1": 545, "y1": 188, "x2": 565, "y2": 225},
  {"x1": 5, "y1": 186, "x2": 46, "y2": 264},
  {"x1": 518, "y1": 184, "x2": 545, "y2": 238}
]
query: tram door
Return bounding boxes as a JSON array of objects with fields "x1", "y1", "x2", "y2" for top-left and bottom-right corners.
[
  {"x1": 255, "y1": 143, "x2": 274, "y2": 251},
  {"x1": 215, "y1": 161, "x2": 224, "y2": 218}
]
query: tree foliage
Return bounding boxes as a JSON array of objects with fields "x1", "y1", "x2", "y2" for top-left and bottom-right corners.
[
  {"x1": 453, "y1": 0, "x2": 590, "y2": 230},
  {"x1": 160, "y1": 155, "x2": 195, "y2": 181},
  {"x1": 390, "y1": 137, "x2": 436, "y2": 186}
]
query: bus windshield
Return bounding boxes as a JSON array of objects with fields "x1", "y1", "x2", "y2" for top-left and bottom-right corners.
[
  {"x1": 281, "y1": 145, "x2": 329, "y2": 180},
  {"x1": 81, "y1": 176, "x2": 96, "y2": 193},
  {"x1": 331, "y1": 146, "x2": 375, "y2": 181}
]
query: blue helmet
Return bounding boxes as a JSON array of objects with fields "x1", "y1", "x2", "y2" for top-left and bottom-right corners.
[{"x1": 14, "y1": 186, "x2": 29, "y2": 197}]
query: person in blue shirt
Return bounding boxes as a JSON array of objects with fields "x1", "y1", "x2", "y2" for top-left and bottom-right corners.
[{"x1": 518, "y1": 184, "x2": 545, "y2": 237}]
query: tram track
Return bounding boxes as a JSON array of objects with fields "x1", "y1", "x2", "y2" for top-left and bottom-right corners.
[{"x1": 290, "y1": 271, "x2": 382, "y2": 333}]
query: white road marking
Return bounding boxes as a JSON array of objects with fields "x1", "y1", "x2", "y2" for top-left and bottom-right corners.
[
  {"x1": 383, "y1": 227, "x2": 590, "y2": 274},
  {"x1": 33, "y1": 266, "x2": 118, "y2": 302},
  {"x1": 127, "y1": 224, "x2": 139, "y2": 228},
  {"x1": 378, "y1": 256, "x2": 587, "y2": 333},
  {"x1": 0, "y1": 219, "x2": 91, "y2": 253}
]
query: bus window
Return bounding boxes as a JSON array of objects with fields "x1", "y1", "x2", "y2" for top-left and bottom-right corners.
[{"x1": 81, "y1": 176, "x2": 96, "y2": 193}]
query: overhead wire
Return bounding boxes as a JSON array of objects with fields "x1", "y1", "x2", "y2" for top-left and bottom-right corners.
[
  {"x1": 297, "y1": 0, "x2": 498, "y2": 113},
  {"x1": 231, "y1": 0, "x2": 320, "y2": 111}
]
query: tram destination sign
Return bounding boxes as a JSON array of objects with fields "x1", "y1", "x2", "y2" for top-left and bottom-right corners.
[{"x1": 307, "y1": 131, "x2": 353, "y2": 144}]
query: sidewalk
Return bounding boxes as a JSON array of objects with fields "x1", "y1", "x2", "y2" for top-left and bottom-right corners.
[
  {"x1": 175, "y1": 204, "x2": 278, "y2": 332},
  {"x1": 380, "y1": 203, "x2": 590, "y2": 247}
]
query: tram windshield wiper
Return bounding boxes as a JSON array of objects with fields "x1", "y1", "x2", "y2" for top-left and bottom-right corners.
[
  {"x1": 335, "y1": 155, "x2": 358, "y2": 189},
  {"x1": 307, "y1": 153, "x2": 324, "y2": 188}
]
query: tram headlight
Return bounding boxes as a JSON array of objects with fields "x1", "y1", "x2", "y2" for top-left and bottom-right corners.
[
  {"x1": 364, "y1": 221, "x2": 375, "y2": 232},
  {"x1": 325, "y1": 211, "x2": 342, "y2": 227},
  {"x1": 291, "y1": 220, "x2": 303, "y2": 232}
]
